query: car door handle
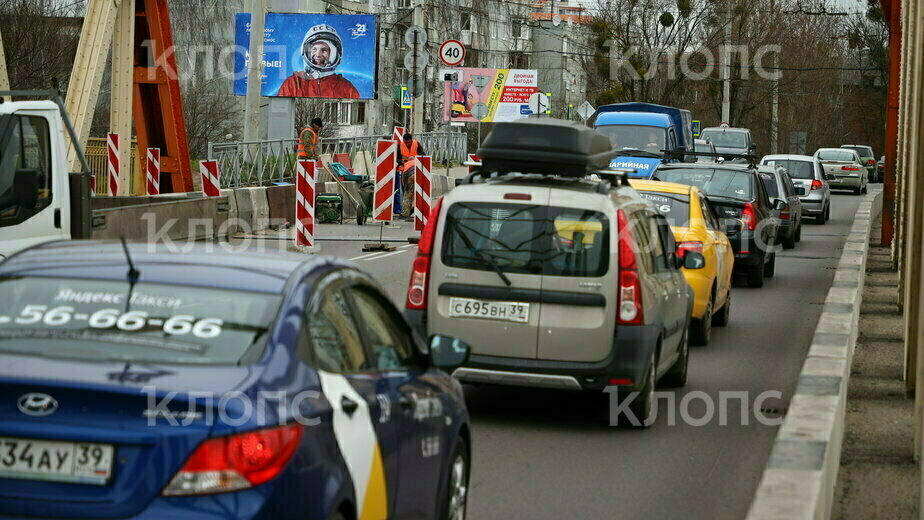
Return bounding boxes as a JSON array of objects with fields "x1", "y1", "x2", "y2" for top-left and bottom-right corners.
[{"x1": 341, "y1": 396, "x2": 359, "y2": 417}]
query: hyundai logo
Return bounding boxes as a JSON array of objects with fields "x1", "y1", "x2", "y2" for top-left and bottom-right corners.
[{"x1": 17, "y1": 393, "x2": 58, "y2": 417}]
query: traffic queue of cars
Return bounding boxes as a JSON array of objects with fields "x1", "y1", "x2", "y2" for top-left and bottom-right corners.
[{"x1": 0, "y1": 117, "x2": 874, "y2": 519}]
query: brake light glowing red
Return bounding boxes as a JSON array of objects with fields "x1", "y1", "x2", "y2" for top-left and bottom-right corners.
[
  {"x1": 741, "y1": 203, "x2": 757, "y2": 231},
  {"x1": 163, "y1": 424, "x2": 303, "y2": 496},
  {"x1": 811, "y1": 180, "x2": 823, "y2": 191},
  {"x1": 841, "y1": 166, "x2": 860, "y2": 171},
  {"x1": 406, "y1": 198, "x2": 444, "y2": 310},
  {"x1": 617, "y1": 209, "x2": 643, "y2": 325},
  {"x1": 504, "y1": 193, "x2": 532, "y2": 200},
  {"x1": 867, "y1": 159, "x2": 876, "y2": 165}
]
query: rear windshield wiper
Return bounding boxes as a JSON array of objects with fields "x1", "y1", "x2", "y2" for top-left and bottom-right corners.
[{"x1": 446, "y1": 216, "x2": 513, "y2": 287}]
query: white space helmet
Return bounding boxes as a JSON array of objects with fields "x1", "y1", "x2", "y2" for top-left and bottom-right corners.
[{"x1": 302, "y1": 24, "x2": 343, "y2": 77}]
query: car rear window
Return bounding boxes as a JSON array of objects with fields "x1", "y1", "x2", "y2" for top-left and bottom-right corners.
[
  {"x1": 842, "y1": 146, "x2": 872, "y2": 157},
  {"x1": 700, "y1": 130, "x2": 748, "y2": 148},
  {"x1": 0, "y1": 278, "x2": 281, "y2": 365},
  {"x1": 654, "y1": 168, "x2": 754, "y2": 201},
  {"x1": 817, "y1": 150, "x2": 855, "y2": 162},
  {"x1": 763, "y1": 159, "x2": 815, "y2": 179},
  {"x1": 442, "y1": 202, "x2": 610, "y2": 278},
  {"x1": 637, "y1": 191, "x2": 691, "y2": 227}
]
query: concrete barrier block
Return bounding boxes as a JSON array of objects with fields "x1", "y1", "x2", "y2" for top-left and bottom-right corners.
[
  {"x1": 234, "y1": 189, "x2": 255, "y2": 233},
  {"x1": 352, "y1": 151, "x2": 369, "y2": 176},
  {"x1": 238, "y1": 187, "x2": 269, "y2": 232},
  {"x1": 220, "y1": 189, "x2": 240, "y2": 236},
  {"x1": 91, "y1": 196, "x2": 229, "y2": 243},
  {"x1": 266, "y1": 185, "x2": 295, "y2": 227}
]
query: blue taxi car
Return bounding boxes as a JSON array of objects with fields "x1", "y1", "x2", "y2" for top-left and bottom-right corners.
[{"x1": 0, "y1": 241, "x2": 472, "y2": 520}]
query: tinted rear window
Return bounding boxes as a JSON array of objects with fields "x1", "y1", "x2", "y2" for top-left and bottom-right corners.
[
  {"x1": 637, "y1": 191, "x2": 691, "y2": 227},
  {"x1": 442, "y1": 202, "x2": 610, "y2": 277},
  {"x1": 0, "y1": 278, "x2": 281, "y2": 365},
  {"x1": 763, "y1": 159, "x2": 815, "y2": 179},
  {"x1": 654, "y1": 168, "x2": 754, "y2": 201},
  {"x1": 817, "y1": 150, "x2": 855, "y2": 162}
]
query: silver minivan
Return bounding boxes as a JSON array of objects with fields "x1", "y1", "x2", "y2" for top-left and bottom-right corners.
[
  {"x1": 760, "y1": 154, "x2": 832, "y2": 224},
  {"x1": 404, "y1": 119, "x2": 698, "y2": 426}
]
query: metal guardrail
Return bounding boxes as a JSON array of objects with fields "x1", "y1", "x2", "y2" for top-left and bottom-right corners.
[
  {"x1": 85, "y1": 137, "x2": 142, "y2": 195},
  {"x1": 207, "y1": 132, "x2": 468, "y2": 188}
]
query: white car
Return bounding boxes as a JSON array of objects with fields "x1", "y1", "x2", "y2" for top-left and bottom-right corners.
[{"x1": 813, "y1": 148, "x2": 868, "y2": 195}]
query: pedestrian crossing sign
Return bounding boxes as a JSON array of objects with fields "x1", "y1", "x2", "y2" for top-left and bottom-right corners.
[{"x1": 401, "y1": 87, "x2": 412, "y2": 109}]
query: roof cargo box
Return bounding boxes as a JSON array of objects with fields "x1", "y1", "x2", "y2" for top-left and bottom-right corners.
[{"x1": 476, "y1": 118, "x2": 616, "y2": 177}]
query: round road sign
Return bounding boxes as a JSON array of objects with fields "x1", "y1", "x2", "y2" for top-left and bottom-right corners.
[
  {"x1": 405, "y1": 25, "x2": 427, "y2": 47},
  {"x1": 439, "y1": 40, "x2": 465, "y2": 67},
  {"x1": 404, "y1": 49, "x2": 431, "y2": 72}
]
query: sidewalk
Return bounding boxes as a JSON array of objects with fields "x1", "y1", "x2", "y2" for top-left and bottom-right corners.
[{"x1": 833, "y1": 214, "x2": 918, "y2": 519}]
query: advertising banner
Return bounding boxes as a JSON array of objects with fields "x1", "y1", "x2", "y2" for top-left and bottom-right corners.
[
  {"x1": 443, "y1": 68, "x2": 539, "y2": 123},
  {"x1": 234, "y1": 13, "x2": 378, "y2": 99}
]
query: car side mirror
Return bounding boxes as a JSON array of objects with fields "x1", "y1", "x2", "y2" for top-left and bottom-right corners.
[
  {"x1": 429, "y1": 335, "x2": 471, "y2": 370},
  {"x1": 773, "y1": 199, "x2": 786, "y2": 210},
  {"x1": 683, "y1": 251, "x2": 706, "y2": 270},
  {"x1": 749, "y1": 143, "x2": 757, "y2": 150},
  {"x1": 13, "y1": 169, "x2": 40, "y2": 210}
]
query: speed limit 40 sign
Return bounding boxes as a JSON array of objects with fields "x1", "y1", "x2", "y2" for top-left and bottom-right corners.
[{"x1": 439, "y1": 39, "x2": 465, "y2": 67}]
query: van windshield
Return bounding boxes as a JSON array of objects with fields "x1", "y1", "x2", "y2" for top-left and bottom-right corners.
[
  {"x1": 442, "y1": 202, "x2": 610, "y2": 278},
  {"x1": 595, "y1": 125, "x2": 667, "y2": 154}
]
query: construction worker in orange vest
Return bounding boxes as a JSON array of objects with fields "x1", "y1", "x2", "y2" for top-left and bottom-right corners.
[
  {"x1": 298, "y1": 118, "x2": 323, "y2": 161},
  {"x1": 397, "y1": 133, "x2": 425, "y2": 218}
]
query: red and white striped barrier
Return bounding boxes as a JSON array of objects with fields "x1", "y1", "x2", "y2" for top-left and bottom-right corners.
[
  {"x1": 373, "y1": 140, "x2": 397, "y2": 222},
  {"x1": 199, "y1": 160, "x2": 221, "y2": 197},
  {"x1": 393, "y1": 126, "x2": 406, "y2": 143},
  {"x1": 107, "y1": 133, "x2": 120, "y2": 197},
  {"x1": 468, "y1": 154, "x2": 481, "y2": 174},
  {"x1": 296, "y1": 160, "x2": 316, "y2": 248},
  {"x1": 415, "y1": 156, "x2": 432, "y2": 232},
  {"x1": 146, "y1": 148, "x2": 161, "y2": 196}
]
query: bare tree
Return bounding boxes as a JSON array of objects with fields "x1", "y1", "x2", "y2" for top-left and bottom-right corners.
[{"x1": 0, "y1": 0, "x2": 83, "y2": 90}]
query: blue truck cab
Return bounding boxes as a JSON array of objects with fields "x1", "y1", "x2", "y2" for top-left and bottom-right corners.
[{"x1": 593, "y1": 103, "x2": 694, "y2": 178}]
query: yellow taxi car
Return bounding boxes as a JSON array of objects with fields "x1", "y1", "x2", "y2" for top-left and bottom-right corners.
[{"x1": 630, "y1": 180, "x2": 735, "y2": 346}]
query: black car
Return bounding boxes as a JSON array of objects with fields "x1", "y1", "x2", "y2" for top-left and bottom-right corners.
[{"x1": 652, "y1": 163, "x2": 783, "y2": 288}]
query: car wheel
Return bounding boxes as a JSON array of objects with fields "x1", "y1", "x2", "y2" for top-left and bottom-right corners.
[
  {"x1": 690, "y1": 293, "x2": 713, "y2": 346},
  {"x1": 782, "y1": 230, "x2": 795, "y2": 249},
  {"x1": 795, "y1": 223, "x2": 802, "y2": 243},
  {"x1": 747, "y1": 258, "x2": 765, "y2": 288},
  {"x1": 824, "y1": 203, "x2": 831, "y2": 222},
  {"x1": 662, "y1": 329, "x2": 689, "y2": 388},
  {"x1": 862, "y1": 183, "x2": 868, "y2": 194},
  {"x1": 712, "y1": 289, "x2": 731, "y2": 327},
  {"x1": 330, "y1": 511, "x2": 348, "y2": 520},
  {"x1": 764, "y1": 252, "x2": 776, "y2": 278},
  {"x1": 440, "y1": 439, "x2": 469, "y2": 520},
  {"x1": 625, "y1": 350, "x2": 657, "y2": 428}
]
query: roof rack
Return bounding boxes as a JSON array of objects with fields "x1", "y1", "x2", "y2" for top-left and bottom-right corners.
[
  {"x1": 662, "y1": 149, "x2": 758, "y2": 168},
  {"x1": 590, "y1": 167, "x2": 634, "y2": 187}
]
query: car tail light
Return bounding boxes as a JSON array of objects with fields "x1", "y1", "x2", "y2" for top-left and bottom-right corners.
[
  {"x1": 867, "y1": 159, "x2": 876, "y2": 165},
  {"x1": 676, "y1": 241, "x2": 703, "y2": 259},
  {"x1": 811, "y1": 179, "x2": 823, "y2": 191},
  {"x1": 163, "y1": 424, "x2": 303, "y2": 496},
  {"x1": 406, "y1": 198, "x2": 444, "y2": 310},
  {"x1": 617, "y1": 209, "x2": 643, "y2": 325},
  {"x1": 841, "y1": 166, "x2": 860, "y2": 171},
  {"x1": 504, "y1": 193, "x2": 532, "y2": 201},
  {"x1": 741, "y1": 203, "x2": 757, "y2": 231},
  {"x1": 780, "y1": 208, "x2": 790, "y2": 220}
]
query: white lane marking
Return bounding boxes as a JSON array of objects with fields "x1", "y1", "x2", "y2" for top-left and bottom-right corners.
[
  {"x1": 362, "y1": 251, "x2": 406, "y2": 261},
  {"x1": 400, "y1": 244, "x2": 416, "y2": 249},
  {"x1": 350, "y1": 252, "x2": 390, "y2": 261}
]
